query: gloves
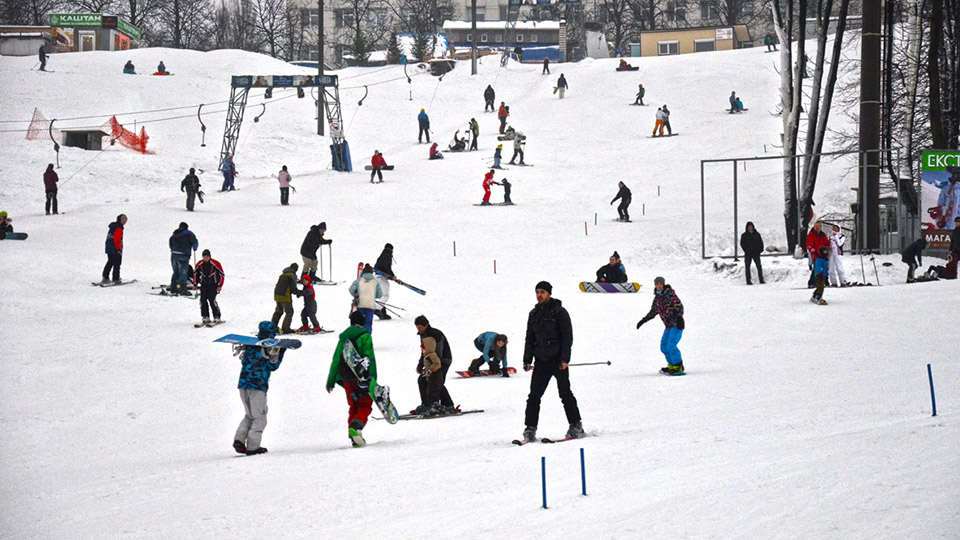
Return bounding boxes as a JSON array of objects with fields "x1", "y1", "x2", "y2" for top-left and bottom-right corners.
[{"x1": 636, "y1": 319, "x2": 646, "y2": 329}]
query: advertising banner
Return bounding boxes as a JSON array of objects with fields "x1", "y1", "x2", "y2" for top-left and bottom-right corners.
[
  {"x1": 920, "y1": 151, "x2": 960, "y2": 251},
  {"x1": 232, "y1": 74, "x2": 337, "y2": 88}
]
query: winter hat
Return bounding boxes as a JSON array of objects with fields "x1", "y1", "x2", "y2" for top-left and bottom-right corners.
[
  {"x1": 202, "y1": 249, "x2": 211, "y2": 256},
  {"x1": 363, "y1": 263, "x2": 374, "y2": 273},
  {"x1": 497, "y1": 144, "x2": 502, "y2": 149},
  {"x1": 535, "y1": 281, "x2": 552, "y2": 294},
  {"x1": 289, "y1": 262, "x2": 299, "y2": 270},
  {"x1": 385, "y1": 243, "x2": 393, "y2": 249},
  {"x1": 654, "y1": 276, "x2": 665, "y2": 286},
  {"x1": 189, "y1": 167, "x2": 195, "y2": 173},
  {"x1": 612, "y1": 251, "x2": 621, "y2": 260},
  {"x1": 0, "y1": 211, "x2": 6, "y2": 219},
  {"x1": 179, "y1": 222, "x2": 188, "y2": 230},
  {"x1": 257, "y1": 321, "x2": 278, "y2": 339},
  {"x1": 349, "y1": 311, "x2": 366, "y2": 326},
  {"x1": 319, "y1": 221, "x2": 327, "y2": 230},
  {"x1": 301, "y1": 274, "x2": 312, "y2": 285}
]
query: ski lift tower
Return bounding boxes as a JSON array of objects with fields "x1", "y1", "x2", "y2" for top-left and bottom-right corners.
[{"x1": 501, "y1": 0, "x2": 523, "y2": 67}]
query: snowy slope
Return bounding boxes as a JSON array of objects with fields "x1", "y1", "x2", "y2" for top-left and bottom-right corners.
[{"x1": 0, "y1": 45, "x2": 957, "y2": 539}]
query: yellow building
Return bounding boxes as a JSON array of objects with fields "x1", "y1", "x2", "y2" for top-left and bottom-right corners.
[{"x1": 637, "y1": 25, "x2": 751, "y2": 57}]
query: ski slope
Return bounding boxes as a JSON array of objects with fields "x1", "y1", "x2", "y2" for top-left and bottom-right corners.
[{"x1": 0, "y1": 44, "x2": 957, "y2": 539}]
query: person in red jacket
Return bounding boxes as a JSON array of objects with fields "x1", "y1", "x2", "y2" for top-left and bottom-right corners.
[
  {"x1": 370, "y1": 150, "x2": 388, "y2": 184},
  {"x1": 498, "y1": 102, "x2": 509, "y2": 134},
  {"x1": 102, "y1": 214, "x2": 127, "y2": 284},
  {"x1": 806, "y1": 222, "x2": 830, "y2": 305},
  {"x1": 194, "y1": 248, "x2": 225, "y2": 325},
  {"x1": 43, "y1": 163, "x2": 59, "y2": 215},
  {"x1": 481, "y1": 170, "x2": 496, "y2": 206}
]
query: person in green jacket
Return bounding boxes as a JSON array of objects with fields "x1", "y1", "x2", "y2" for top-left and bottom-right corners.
[
  {"x1": 271, "y1": 263, "x2": 301, "y2": 334},
  {"x1": 327, "y1": 311, "x2": 378, "y2": 447},
  {"x1": 468, "y1": 118, "x2": 479, "y2": 151}
]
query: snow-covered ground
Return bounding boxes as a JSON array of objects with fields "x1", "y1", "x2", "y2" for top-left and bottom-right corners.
[{"x1": 0, "y1": 44, "x2": 956, "y2": 539}]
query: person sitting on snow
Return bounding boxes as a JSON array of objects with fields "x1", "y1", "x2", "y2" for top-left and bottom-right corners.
[
  {"x1": 123, "y1": 60, "x2": 136, "y2": 74},
  {"x1": 448, "y1": 130, "x2": 466, "y2": 152},
  {"x1": 596, "y1": 251, "x2": 628, "y2": 283},
  {"x1": 429, "y1": 142, "x2": 443, "y2": 160},
  {"x1": 157, "y1": 61, "x2": 167, "y2": 74}
]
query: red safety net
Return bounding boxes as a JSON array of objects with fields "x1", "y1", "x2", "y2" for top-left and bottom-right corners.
[
  {"x1": 103, "y1": 116, "x2": 152, "y2": 154},
  {"x1": 26, "y1": 108, "x2": 61, "y2": 141}
]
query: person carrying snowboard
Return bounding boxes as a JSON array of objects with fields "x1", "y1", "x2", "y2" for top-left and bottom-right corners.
[
  {"x1": 633, "y1": 83, "x2": 645, "y2": 106},
  {"x1": 327, "y1": 311, "x2": 379, "y2": 447},
  {"x1": 101, "y1": 214, "x2": 126, "y2": 284},
  {"x1": 555, "y1": 74, "x2": 568, "y2": 99},
  {"x1": 370, "y1": 150, "x2": 388, "y2": 183},
  {"x1": 484, "y1": 85, "x2": 496, "y2": 112},
  {"x1": 739, "y1": 222, "x2": 764, "y2": 285},
  {"x1": 468, "y1": 118, "x2": 479, "y2": 151},
  {"x1": 481, "y1": 170, "x2": 495, "y2": 205},
  {"x1": 520, "y1": 281, "x2": 584, "y2": 443},
  {"x1": 180, "y1": 167, "x2": 201, "y2": 212},
  {"x1": 277, "y1": 165, "x2": 292, "y2": 206},
  {"x1": 271, "y1": 263, "x2": 301, "y2": 333},
  {"x1": 806, "y1": 222, "x2": 830, "y2": 304},
  {"x1": 901, "y1": 237, "x2": 928, "y2": 283},
  {"x1": 828, "y1": 224, "x2": 847, "y2": 287},
  {"x1": 169, "y1": 222, "x2": 198, "y2": 295},
  {"x1": 194, "y1": 248, "x2": 225, "y2": 325},
  {"x1": 348, "y1": 264, "x2": 382, "y2": 333},
  {"x1": 417, "y1": 109, "x2": 430, "y2": 143},
  {"x1": 297, "y1": 274, "x2": 322, "y2": 333},
  {"x1": 43, "y1": 163, "x2": 59, "y2": 215},
  {"x1": 373, "y1": 243, "x2": 395, "y2": 320},
  {"x1": 38, "y1": 45, "x2": 48, "y2": 71},
  {"x1": 414, "y1": 315, "x2": 456, "y2": 416},
  {"x1": 468, "y1": 332, "x2": 509, "y2": 377},
  {"x1": 221, "y1": 154, "x2": 237, "y2": 191},
  {"x1": 498, "y1": 102, "x2": 509, "y2": 133},
  {"x1": 653, "y1": 107, "x2": 666, "y2": 137},
  {"x1": 508, "y1": 132, "x2": 526, "y2": 165},
  {"x1": 233, "y1": 321, "x2": 286, "y2": 456},
  {"x1": 300, "y1": 222, "x2": 331, "y2": 281},
  {"x1": 596, "y1": 252, "x2": 628, "y2": 283},
  {"x1": 636, "y1": 276, "x2": 685, "y2": 375},
  {"x1": 611, "y1": 181, "x2": 631, "y2": 221}
]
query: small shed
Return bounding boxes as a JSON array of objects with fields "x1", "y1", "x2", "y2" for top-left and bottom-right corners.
[{"x1": 62, "y1": 129, "x2": 109, "y2": 150}]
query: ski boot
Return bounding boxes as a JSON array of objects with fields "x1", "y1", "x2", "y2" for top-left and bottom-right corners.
[
  {"x1": 232, "y1": 440, "x2": 246, "y2": 454},
  {"x1": 467, "y1": 358, "x2": 484, "y2": 376},
  {"x1": 565, "y1": 421, "x2": 586, "y2": 439},
  {"x1": 100, "y1": 277, "x2": 111, "y2": 285},
  {"x1": 244, "y1": 447, "x2": 268, "y2": 456},
  {"x1": 296, "y1": 324, "x2": 310, "y2": 333},
  {"x1": 310, "y1": 326, "x2": 323, "y2": 334},
  {"x1": 522, "y1": 426, "x2": 537, "y2": 443},
  {"x1": 501, "y1": 367, "x2": 510, "y2": 378}
]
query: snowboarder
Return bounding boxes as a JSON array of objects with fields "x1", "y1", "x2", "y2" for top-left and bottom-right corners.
[
  {"x1": 194, "y1": 248, "x2": 225, "y2": 325},
  {"x1": 233, "y1": 321, "x2": 286, "y2": 456},
  {"x1": 271, "y1": 263, "x2": 301, "y2": 334},
  {"x1": 653, "y1": 107, "x2": 666, "y2": 137},
  {"x1": 43, "y1": 163, "x2": 58, "y2": 215},
  {"x1": 556, "y1": 74, "x2": 568, "y2": 99},
  {"x1": 662, "y1": 104, "x2": 673, "y2": 134},
  {"x1": 169, "y1": 222, "x2": 198, "y2": 296},
  {"x1": 101, "y1": 214, "x2": 126, "y2": 284},
  {"x1": 828, "y1": 225, "x2": 847, "y2": 287},
  {"x1": 123, "y1": 60, "x2": 135, "y2": 74},
  {"x1": 636, "y1": 276, "x2": 686, "y2": 375},
  {"x1": 277, "y1": 165, "x2": 292, "y2": 206},
  {"x1": 493, "y1": 144, "x2": 503, "y2": 168},
  {"x1": 501, "y1": 178, "x2": 513, "y2": 205},
  {"x1": 180, "y1": 167, "x2": 201, "y2": 212},
  {"x1": 611, "y1": 181, "x2": 631, "y2": 221},
  {"x1": 373, "y1": 243, "x2": 394, "y2": 320},
  {"x1": 38, "y1": 45, "x2": 47, "y2": 71},
  {"x1": 370, "y1": 150, "x2": 388, "y2": 183},
  {"x1": 349, "y1": 264, "x2": 382, "y2": 333},
  {"x1": 327, "y1": 310, "x2": 379, "y2": 447},
  {"x1": 297, "y1": 274, "x2": 321, "y2": 333},
  {"x1": 221, "y1": 154, "x2": 237, "y2": 191},
  {"x1": 0, "y1": 211, "x2": 12, "y2": 236},
  {"x1": 498, "y1": 102, "x2": 509, "y2": 133},
  {"x1": 739, "y1": 221, "x2": 765, "y2": 285},
  {"x1": 300, "y1": 222, "x2": 331, "y2": 281},
  {"x1": 414, "y1": 315, "x2": 456, "y2": 416},
  {"x1": 484, "y1": 85, "x2": 496, "y2": 112},
  {"x1": 468, "y1": 333, "x2": 509, "y2": 377},
  {"x1": 468, "y1": 118, "x2": 479, "y2": 151},
  {"x1": 429, "y1": 142, "x2": 443, "y2": 160},
  {"x1": 901, "y1": 237, "x2": 928, "y2": 283},
  {"x1": 417, "y1": 109, "x2": 430, "y2": 143},
  {"x1": 542, "y1": 57, "x2": 550, "y2": 75},
  {"x1": 157, "y1": 61, "x2": 167, "y2": 74},
  {"x1": 521, "y1": 281, "x2": 584, "y2": 443},
  {"x1": 806, "y1": 222, "x2": 830, "y2": 304},
  {"x1": 729, "y1": 91, "x2": 741, "y2": 113},
  {"x1": 481, "y1": 170, "x2": 495, "y2": 205},
  {"x1": 596, "y1": 252, "x2": 628, "y2": 283},
  {"x1": 633, "y1": 84, "x2": 645, "y2": 106},
  {"x1": 508, "y1": 132, "x2": 526, "y2": 165},
  {"x1": 736, "y1": 97, "x2": 745, "y2": 111}
]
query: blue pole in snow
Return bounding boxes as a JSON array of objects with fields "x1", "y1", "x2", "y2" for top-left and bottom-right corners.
[
  {"x1": 927, "y1": 364, "x2": 937, "y2": 417},
  {"x1": 453, "y1": 241, "x2": 456, "y2": 257},
  {"x1": 541, "y1": 456, "x2": 547, "y2": 509},
  {"x1": 580, "y1": 448, "x2": 587, "y2": 496}
]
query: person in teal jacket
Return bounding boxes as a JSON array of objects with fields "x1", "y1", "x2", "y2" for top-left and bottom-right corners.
[
  {"x1": 327, "y1": 311, "x2": 379, "y2": 447},
  {"x1": 468, "y1": 332, "x2": 509, "y2": 377},
  {"x1": 234, "y1": 321, "x2": 286, "y2": 456}
]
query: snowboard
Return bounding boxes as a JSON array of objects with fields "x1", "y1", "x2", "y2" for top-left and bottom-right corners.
[
  {"x1": 497, "y1": 135, "x2": 516, "y2": 141},
  {"x1": 613, "y1": 218, "x2": 632, "y2": 222},
  {"x1": 727, "y1": 109, "x2": 749, "y2": 113},
  {"x1": 397, "y1": 409, "x2": 484, "y2": 420},
  {"x1": 92, "y1": 279, "x2": 138, "y2": 287},
  {"x1": 615, "y1": 66, "x2": 639, "y2": 71},
  {"x1": 364, "y1": 165, "x2": 395, "y2": 171},
  {"x1": 648, "y1": 133, "x2": 679, "y2": 138},
  {"x1": 342, "y1": 338, "x2": 400, "y2": 424},
  {"x1": 579, "y1": 282, "x2": 641, "y2": 293},
  {"x1": 628, "y1": 103, "x2": 648, "y2": 106},
  {"x1": 455, "y1": 367, "x2": 517, "y2": 378},
  {"x1": 661, "y1": 370, "x2": 687, "y2": 376},
  {"x1": 214, "y1": 334, "x2": 302, "y2": 349},
  {"x1": 473, "y1": 202, "x2": 514, "y2": 207},
  {"x1": 194, "y1": 320, "x2": 226, "y2": 328},
  {"x1": 4, "y1": 232, "x2": 28, "y2": 240}
]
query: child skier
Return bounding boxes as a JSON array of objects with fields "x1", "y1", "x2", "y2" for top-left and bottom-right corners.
[
  {"x1": 636, "y1": 276, "x2": 685, "y2": 375},
  {"x1": 326, "y1": 311, "x2": 379, "y2": 447},
  {"x1": 298, "y1": 274, "x2": 322, "y2": 333},
  {"x1": 828, "y1": 225, "x2": 847, "y2": 287},
  {"x1": 468, "y1": 332, "x2": 509, "y2": 377},
  {"x1": 501, "y1": 178, "x2": 513, "y2": 204},
  {"x1": 233, "y1": 321, "x2": 287, "y2": 456},
  {"x1": 493, "y1": 144, "x2": 503, "y2": 169}
]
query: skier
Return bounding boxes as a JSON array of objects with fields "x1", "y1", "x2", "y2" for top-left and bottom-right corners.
[
  {"x1": 414, "y1": 315, "x2": 456, "y2": 416},
  {"x1": 417, "y1": 108, "x2": 430, "y2": 143},
  {"x1": 481, "y1": 170, "x2": 495, "y2": 205},
  {"x1": 556, "y1": 73, "x2": 568, "y2": 99},
  {"x1": 221, "y1": 154, "x2": 237, "y2": 191},
  {"x1": 484, "y1": 85, "x2": 496, "y2": 112},
  {"x1": 636, "y1": 276, "x2": 686, "y2": 375},
  {"x1": 739, "y1": 221, "x2": 765, "y2": 285},
  {"x1": 493, "y1": 144, "x2": 503, "y2": 168},
  {"x1": 277, "y1": 165, "x2": 292, "y2": 206},
  {"x1": 300, "y1": 222, "x2": 331, "y2": 281},
  {"x1": 43, "y1": 163, "x2": 58, "y2": 215},
  {"x1": 596, "y1": 252, "x2": 628, "y2": 283},
  {"x1": 38, "y1": 45, "x2": 47, "y2": 71},
  {"x1": 123, "y1": 60, "x2": 135, "y2": 74},
  {"x1": 468, "y1": 118, "x2": 479, "y2": 151},
  {"x1": 194, "y1": 248, "x2": 225, "y2": 325},
  {"x1": 169, "y1": 222, "x2": 198, "y2": 296},
  {"x1": 542, "y1": 57, "x2": 550, "y2": 75},
  {"x1": 0, "y1": 211, "x2": 12, "y2": 236},
  {"x1": 373, "y1": 243, "x2": 394, "y2": 320},
  {"x1": 521, "y1": 281, "x2": 584, "y2": 443},
  {"x1": 806, "y1": 221, "x2": 830, "y2": 304},
  {"x1": 468, "y1": 332, "x2": 509, "y2": 376},
  {"x1": 297, "y1": 274, "x2": 322, "y2": 333},
  {"x1": 348, "y1": 264, "x2": 383, "y2": 333},
  {"x1": 232, "y1": 321, "x2": 286, "y2": 456},
  {"x1": 828, "y1": 225, "x2": 847, "y2": 287},
  {"x1": 429, "y1": 142, "x2": 443, "y2": 160},
  {"x1": 271, "y1": 263, "x2": 301, "y2": 334},
  {"x1": 501, "y1": 178, "x2": 513, "y2": 205},
  {"x1": 653, "y1": 107, "x2": 666, "y2": 137},
  {"x1": 901, "y1": 237, "x2": 928, "y2": 283},
  {"x1": 611, "y1": 181, "x2": 631, "y2": 221},
  {"x1": 326, "y1": 310, "x2": 379, "y2": 447},
  {"x1": 507, "y1": 132, "x2": 526, "y2": 165},
  {"x1": 180, "y1": 167, "x2": 201, "y2": 212},
  {"x1": 370, "y1": 150, "x2": 388, "y2": 183},
  {"x1": 633, "y1": 83, "x2": 645, "y2": 106},
  {"x1": 662, "y1": 104, "x2": 673, "y2": 135},
  {"x1": 498, "y1": 102, "x2": 509, "y2": 133},
  {"x1": 101, "y1": 214, "x2": 126, "y2": 284},
  {"x1": 729, "y1": 91, "x2": 740, "y2": 113}
]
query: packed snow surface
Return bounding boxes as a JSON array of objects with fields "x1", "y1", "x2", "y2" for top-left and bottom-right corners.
[{"x1": 0, "y1": 45, "x2": 957, "y2": 539}]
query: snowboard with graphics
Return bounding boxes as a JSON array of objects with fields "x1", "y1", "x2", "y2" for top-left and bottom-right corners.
[{"x1": 341, "y1": 338, "x2": 399, "y2": 424}]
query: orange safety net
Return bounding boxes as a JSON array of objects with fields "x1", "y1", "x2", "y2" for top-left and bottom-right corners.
[
  {"x1": 26, "y1": 108, "x2": 61, "y2": 141},
  {"x1": 103, "y1": 116, "x2": 152, "y2": 154}
]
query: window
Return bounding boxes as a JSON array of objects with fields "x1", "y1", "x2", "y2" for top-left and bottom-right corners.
[
  {"x1": 700, "y1": 4, "x2": 719, "y2": 19},
  {"x1": 500, "y1": 6, "x2": 509, "y2": 18},
  {"x1": 302, "y1": 9, "x2": 319, "y2": 27},
  {"x1": 306, "y1": 45, "x2": 318, "y2": 61},
  {"x1": 516, "y1": 34, "x2": 523, "y2": 42},
  {"x1": 495, "y1": 33, "x2": 503, "y2": 42},
  {"x1": 677, "y1": 6, "x2": 686, "y2": 20},
  {"x1": 530, "y1": 34, "x2": 538, "y2": 43},
  {"x1": 481, "y1": 33, "x2": 488, "y2": 43},
  {"x1": 658, "y1": 41, "x2": 679, "y2": 55},
  {"x1": 334, "y1": 9, "x2": 354, "y2": 28},
  {"x1": 466, "y1": 33, "x2": 472, "y2": 41},
  {"x1": 367, "y1": 8, "x2": 388, "y2": 25},
  {"x1": 475, "y1": 7, "x2": 486, "y2": 20},
  {"x1": 694, "y1": 39, "x2": 715, "y2": 52}
]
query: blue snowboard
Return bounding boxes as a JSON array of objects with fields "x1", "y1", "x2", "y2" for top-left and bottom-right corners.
[{"x1": 214, "y1": 334, "x2": 302, "y2": 349}]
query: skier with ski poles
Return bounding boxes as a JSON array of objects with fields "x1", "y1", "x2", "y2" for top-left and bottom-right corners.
[{"x1": 636, "y1": 276, "x2": 685, "y2": 375}]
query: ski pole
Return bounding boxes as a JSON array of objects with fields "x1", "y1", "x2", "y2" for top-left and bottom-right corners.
[
  {"x1": 319, "y1": 245, "x2": 324, "y2": 281},
  {"x1": 871, "y1": 255, "x2": 880, "y2": 286},
  {"x1": 328, "y1": 243, "x2": 333, "y2": 282},
  {"x1": 568, "y1": 361, "x2": 611, "y2": 367},
  {"x1": 376, "y1": 300, "x2": 406, "y2": 310},
  {"x1": 859, "y1": 253, "x2": 866, "y2": 284}
]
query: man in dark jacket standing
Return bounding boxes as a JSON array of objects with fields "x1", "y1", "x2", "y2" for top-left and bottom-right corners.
[
  {"x1": 271, "y1": 263, "x2": 301, "y2": 333},
  {"x1": 374, "y1": 243, "x2": 394, "y2": 320},
  {"x1": 484, "y1": 85, "x2": 495, "y2": 112},
  {"x1": 102, "y1": 214, "x2": 127, "y2": 284},
  {"x1": 739, "y1": 221, "x2": 764, "y2": 285},
  {"x1": 521, "y1": 281, "x2": 584, "y2": 443},
  {"x1": 180, "y1": 168, "x2": 201, "y2": 212},
  {"x1": 194, "y1": 248, "x2": 225, "y2": 325},
  {"x1": 299, "y1": 222, "x2": 331, "y2": 280},
  {"x1": 169, "y1": 222, "x2": 198, "y2": 295},
  {"x1": 610, "y1": 181, "x2": 631, "y2": 221},
  {"x1": 39, "y1": 45, "x2": 48, "y2": 71},
  {"x1": 414, "y1": 315, "x2": 455, "y2": 416},
  {"x1": 43, "y1": 163, "x2": 58, "y2": 215},
  {"x1": 901, "y1": 237, "x2": 927, "y2": 282}
]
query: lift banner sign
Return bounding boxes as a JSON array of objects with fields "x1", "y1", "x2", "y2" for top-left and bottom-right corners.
[
  {"x1": 232, "y1": 75, "x2": 338, "y2": 88},
  {"x1": 920, "y1": 150, "x2": 960, "y2": 250}
]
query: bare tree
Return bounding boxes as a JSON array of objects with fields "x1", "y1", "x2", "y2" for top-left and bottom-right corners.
[
  {"x1": 159, "y1": 0, "x2": 213, "y2": 49},
  {"x1": 331, "y1": 0, "x2": 391, "y2": 65},
  {"x1": 64, "y1": 0, "x2": 118, "y2": 14},
  {"x1": 2, "y1": 0, "x2": 64, "y2": 26},
  {"x1": 602, "y1": 0, "x2": 632, "y2": 51},
  {"x1": 251, "y1": 0, "x2": 287, "y2": 57},
  {"x1": 628, "y1": 0, "x2": 663, "y2": 31}
]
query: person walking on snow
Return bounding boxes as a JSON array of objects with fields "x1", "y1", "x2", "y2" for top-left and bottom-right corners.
[
  {"x1": 370, "y1": 150, "x2": 388, "y2": 183},
  {"x1": 297, "y1": 274, "x2": 322, "y2": 333},
  {"x1": 653, "y1": 107, "x2": 666, "y2": 137},
  {"x1": 43, "y1": 163, "x2": 58, "y2": 215},
  {"x1": 221, "y1": 154, "x2": 237, "y2": 191},
  {"x1": 484, "y1": 85, "x2": 496, "y2": 112},
  {"x1": 636, "y1": 276, "x2": 686, "y2": 375},
  {"x1": 414, "y1": 315, "x2": 456, "y2": 416},
  {"x1": 806, "y1": 222, "x2": 830, "y2": 304},
  {"x1": 468, "y1": 332, "x2": 509, "y2": 377},
  {"x1": 521, "y1": 281, "x2": 584, "y2": 443},
  {"x1": 169, "y1": 222, "x2": 198, "y2": 295},
  {"x1": 739, "y1": 221, "x2": 765, "y2": 285},
  {"x1": 194, "y1": 248, "x2": 224, "y2": 324},
  {"x1": 326, "y1": 310, "x2": 379, "y2": 447},
  {"x1": 555, "y1": 74, "x2": 568, "y2": 98},
  {"x1": 901, "y1": 237, "x2": 927, "y2": 283},
  {"x1": 828, "y1": 225, "x2": 847, "y2": 287},
  {"x1": 611, "y1": 181, "x2": 631, "y2": 221},
  {"x1": 277, "y1": 165, "x2": 293, "y2": 206},
  {"x1": 271, "y1": 263, "x2": 301, "y2": 333},
  {"x1": 481, "y1": 170, "x2": 496, "y2": 205},
  {"x1": 596, "y1": 252, "x2": 628, "y2": 283},
  {"x1": 300, "y1": 222, "x2": 331, "y2": 280},
  {"x1": 498, "y1": 102, "x2": 509, "y2": 134},
  {"x1": 542, "y1": 57, "x2": 550, "y2": 75},
  {"x1": 349, "y1": 264, "x2": 383, "y2": 333},
  {"x1": 508, "y1": 132, "x2": 526, "y2": 165},
  {"x1": 38, "y1": 45, "x2": 48, "y2": 71},
  {"x1": 633, "y1": 83, "x2": 645, "y2": 105},
  {"x1": 418, "y1": 109, "x2": 430, "y2": 143},
  {"x1": 373, "y1": 243, "x2": 395, "y2": 320},
  {"x1": 468, "y1": 118, "x2": 479, "y2": 151},
  {"x1": 232, "y1": 321, "x2": 286, "y2": 456},
  {"x1": 180, "y1": 167, "x2": 201, "y2": 212},
  {"x1": 101, "y1": 214, "x2": 127, "y2": 284}
]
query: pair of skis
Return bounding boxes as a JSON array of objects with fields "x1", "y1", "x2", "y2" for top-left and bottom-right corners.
[{"x1": 513, "y1": 437, "x2": 581, "y2": 446}]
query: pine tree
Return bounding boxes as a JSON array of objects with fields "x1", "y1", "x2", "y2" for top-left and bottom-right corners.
[
  {"x1": 387, "y1": 33, "x2": 402, "y2": 64},
  {"x1": 413, "y1": 32, "x2": 431, "y2": 62}
]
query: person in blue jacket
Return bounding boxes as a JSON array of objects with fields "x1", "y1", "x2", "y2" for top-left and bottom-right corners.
[
  {"x1": 123, "y1": 60, "x2": 135, "y2": 74},
  {"x1": 169, "y1": 221, "x2": 198, "y2": 295},
  {"x1": 468, "y1": 332, "x2": 509, "y2": 377},
  {"x1": 221, "y1": 154, "x2": 237, "y2": 191},
  {"x1": 233, "y1": 321, "x2": 286, "y2": 456},
  {"x1": 417, "y1": 109, "x2": 430, "y2": 143}
]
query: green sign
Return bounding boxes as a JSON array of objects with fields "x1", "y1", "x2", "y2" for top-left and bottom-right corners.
[
  {"x1": 922, "y1": 151, "x2": 960, "y2": 171},
  {"x1": 117, "y1": 17, "x2": 141, "y2": 40},
  {"x1": 49, "y1": 13, "x2": 103, "y2": 27}
]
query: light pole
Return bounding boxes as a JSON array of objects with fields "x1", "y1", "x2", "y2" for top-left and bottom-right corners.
[{"x1": 317, "y1": 0, "x2": 325, "y2": 135}]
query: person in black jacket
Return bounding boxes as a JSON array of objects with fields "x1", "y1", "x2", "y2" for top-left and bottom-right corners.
[
  {"x1": 611, "y1": 182, "x2": 631, "y2": 221},
  {"x1": 180, "y1": 168, "x2": 201, "y2": 212},
  {"x1": 414, "y1": 315, "x2": 455, "y2": 416},
  {"x1": 596, "y1": 252, "x2": 628, "y2": 283},
  {"x1": 521, "y1": 281, "x2": 584, "y2": 443},
  {"x1": 739, "y1": 221, "x2": 765, "y2": 285},
  {"x1": 39, "y1": 45, "x2": 48, "y2": 71},
  {"x1": 901, "y1": 237, "x2": 927, "y2": 282},
  {"x1": 299, "y1": 222, "x2": 331, "y2": 280},
  {"x1": 373, "y1": 243, "x2": 395, "y2": 320},
  {"x1": 951, "y1": 216, "x2": 960, "y2": 256},
  {"x1": 484, "y1": 85, "x2": 495, "y2": 112}
]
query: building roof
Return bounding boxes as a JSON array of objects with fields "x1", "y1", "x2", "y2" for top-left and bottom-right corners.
[{"x1": 443, "y1": 20, "x2": 562, "y2": 31}]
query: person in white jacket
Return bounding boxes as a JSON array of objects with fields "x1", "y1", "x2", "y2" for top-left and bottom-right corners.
[
  {"x1": 828, "y1": 225, "x2": 847, "y2": 287},
  {"x1": 277, "y1": 165, "x2": 292, "y2": 206},
  {"x1": 348, "y1": 264, "x2": 383, "y2": 333}
]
